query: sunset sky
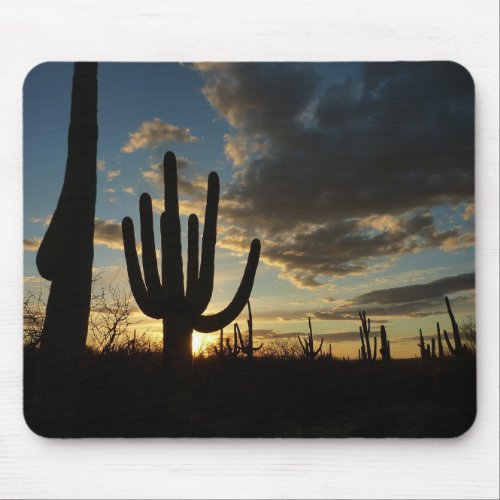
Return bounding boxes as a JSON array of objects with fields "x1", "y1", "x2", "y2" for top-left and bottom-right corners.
[{"x1": 23, "y1": 62, "x2": 475, "y2": 358}]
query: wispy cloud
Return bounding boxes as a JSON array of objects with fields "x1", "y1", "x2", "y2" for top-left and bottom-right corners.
[
  {"x1": 121, "y1": 118, "x2": 198, "y2": 153},
  {"x1": 30, "y1": 214, "x2": 52, "y2": 226},
  {"x1": 122, "y1": 187, "x2": 136, "y2": 195},
  {"x1": 462, "y1": 203, "x2": 475, "y2": 221},
  {"x1": 107, "y1": 169, "x2": 121, "y2": 181},
  {"x1": 23, "y1": 237, "x2": 42, "y2": 252},
  {"x1": 97, "y1": 159, "x2": 106, "y2": 171}
]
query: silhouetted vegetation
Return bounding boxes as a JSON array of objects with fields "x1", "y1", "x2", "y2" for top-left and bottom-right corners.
[
  {"x1": 24, "y1": 281, "x2": 476, "y2": 437},
  {"x1": 298, "y1": 317, "x2": 324, "y2": 359},
  {"x1": 23, "y1": 345, "x2": 476, "y2": 437},
  {"x1": 235, "y1": 302, "x2": 263, "y2": 359}
]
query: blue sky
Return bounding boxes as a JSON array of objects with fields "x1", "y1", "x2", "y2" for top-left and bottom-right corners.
[{"x1": 24, "y1": 62, "x2": 475, "y2": 358}]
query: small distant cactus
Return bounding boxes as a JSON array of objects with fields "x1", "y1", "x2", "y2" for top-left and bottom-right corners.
[
  {"x1": 319, "y1": 344, "x2": 333, "y2": 360},
  {"x1": 298, "y1": 317, "x2": 324, "y2": 359},
  {"x1": 213, "y1": 328, "x2": 240, "y2": 358},
  {"x1": 418, "y1": 329, "x2": 430, "y2": 359},
  {"x1": 379, "y1": 325, "x2": 391, "y2": 362},
  {"x1": 359, "y1": 311, "x2": 377, "y2": 361},
  {"x1": 235, "y1": 301, "x2": 263, "y2": 359}
]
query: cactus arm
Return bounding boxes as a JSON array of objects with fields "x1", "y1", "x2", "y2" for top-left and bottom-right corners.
[
  {"x1": 235, "y1": 323, "x2": 245, "y2": 350},
  {"x1": 445, "y1": 296, "x2": 463, "y2": 352},
  {"x1": 139, "y1": 193, "x2": 162, "y2": 293},
  {"x1": 443, "y1": 329, "x2": 455, "y2": 355},
  {"x1": 359, "y1": 311, "x2": 372, "y2": 359},
  {"x1": 372, "y1": 336, "x2": 377, "y2": 360},
  {"x1": 418, "y1": 329, "x2": 426, "y2": 358},
  {"x1": 247, "y1": 301, "x2": 253, "y2": 347},
  {"x1": 122, "y1": 217, "x2": 162, "y2": 319},
  {"x1": 192, "y1": 239, "x2": 261, "y2": 333},
  {"x1": 298, "y1": 335, "x2": 306, "y2": 354},
  {"x1": 255, "y1": 343, "x2": 263, "y2": 351},
  {"x1": 194, "y1": 171, "x2": 219, "y2": 314},
  {"x1": 161, "y1": 151, "x2": 184, "y2": 299},
  {"x1": 186, "y1": 214, "x2": 199, "y2": 301},
  {"x1": 314, "y1": 337, "x2": 324, "y2": 356},
  {"x1": 359, "y1": 327, "x2": 367, "y2": 360},
  {"x1": 436, "y1": 322, "x2": 445, "y2": 358}
]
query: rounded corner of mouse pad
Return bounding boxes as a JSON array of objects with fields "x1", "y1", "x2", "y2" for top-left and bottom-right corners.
[{"x1": 23, "y1": 61, "x2": 476, "y2": 438}]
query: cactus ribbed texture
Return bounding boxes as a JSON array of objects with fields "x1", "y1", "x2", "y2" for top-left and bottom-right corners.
[
  {"x1": 379, "y1": 325, "x2": 391, "y2": 362},
  {"x1": 122, "y1": 151, "x2": 260, "y2": 411},
  {"x1": 298, "y1": 317, "x2": 324, "y2": 359},
  {"x1": 33, "y1": 63, "x2": 98, "y2": 435},
  {"x1": 359, "y1": 311, "x2": 377, "y2": 361},
  {"x1": 235, "y1": 302, "x2": 263, "y2": 359}
]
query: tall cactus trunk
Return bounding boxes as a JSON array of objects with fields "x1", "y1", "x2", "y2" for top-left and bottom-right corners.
[
  {"x1": 32, "y1": 63, "x2": 97, "y2": 436},
  {"x1": 163, "y1": 316, "x2": 193, "y2": 374},
  {"x1": 162, "y1": 315, "x2": 193, "y2": 431}
]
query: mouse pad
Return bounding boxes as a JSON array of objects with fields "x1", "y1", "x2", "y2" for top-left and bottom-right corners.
[{"x1": 23, "y1": 62, "x2": 476, "y2": 437}]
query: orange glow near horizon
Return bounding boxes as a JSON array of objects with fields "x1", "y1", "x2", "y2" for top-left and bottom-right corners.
[{"x1": 192, "y1": 331, "x2": 204, "y2": 355}]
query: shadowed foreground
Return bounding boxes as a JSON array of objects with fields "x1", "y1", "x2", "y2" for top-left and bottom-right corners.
[{"x1": 24, "y1": 350, "x2": 475, "y2": 438}]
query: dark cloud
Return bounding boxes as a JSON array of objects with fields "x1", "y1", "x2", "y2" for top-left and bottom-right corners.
[
  {"x1": 94, "y1": 219, "x2": 123, "y2": 250},
  {"x1": 352, "y1": 272, "x2": 475, "y2": 305},
  {"x1": 246, "y1": 329, "x2": 360, "y2": 343},
  {"x1": 195, "y1": 62, "x2": 474, "y2": 287},
  {"x1": 314, "y1": 273, "x2": 474, "y2": 321},
  {"x1": 314, "y1": 299, "x2": 447, "y2": 320}
]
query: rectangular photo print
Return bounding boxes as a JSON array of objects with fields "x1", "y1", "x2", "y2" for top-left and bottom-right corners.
[{"x1": 23, "y1": 62, "x2": 475, "y2": 437}]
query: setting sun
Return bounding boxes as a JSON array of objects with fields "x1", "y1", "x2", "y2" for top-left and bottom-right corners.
[{"x1": 192, "y1": 331, "x2": 204, "y2": 355}]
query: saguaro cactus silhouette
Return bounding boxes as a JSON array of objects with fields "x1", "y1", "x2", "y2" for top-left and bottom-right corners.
[
  {"x1": 34, "y1": 63, "x2": 98, "y2": 435},
  {"x1": 379, "y1": 325, "x2": 391, "y2": 362},
  {"x1": 418, "y1": 328, "x2": 430, "y2": 359},
  {"x1": 298, "y1": 317, "x2": 324, "y2": 359},
  {"x1": 436, "y1": 322, "x2": 445, "y2": 358},
  {"x1": 442, "y1": 296, "x2": 466, "y2": 356},
  {"x1": 359, "y1": 311, "x2": 377, "y2": 361},
  {"x1": 235, "y1": 301, "x2": 263, "y2": 359},
  {"x1": 122, "y1": 151, "x2": 261, "y2": 382}
]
